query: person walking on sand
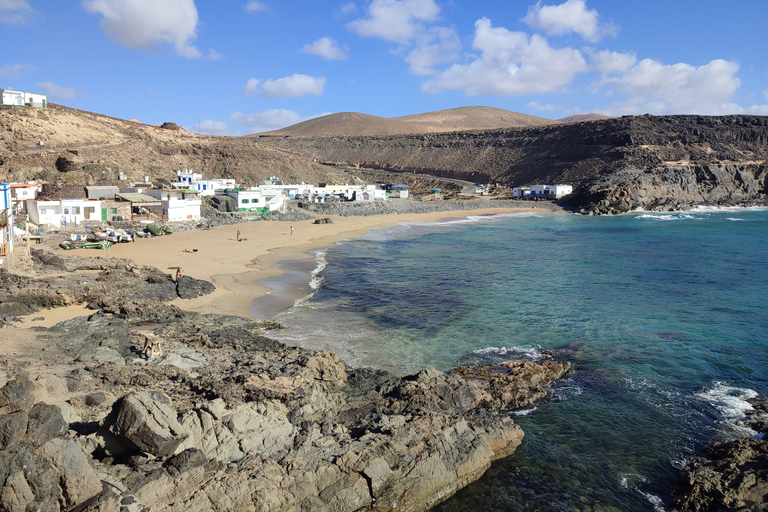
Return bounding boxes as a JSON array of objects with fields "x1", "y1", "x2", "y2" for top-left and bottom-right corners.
[
  {"x1": 290, "y1": 225, "x2": 294, "y2": 236},
  {"x1": 237, "y1": 230, "x2": 240, "y2": 240}
]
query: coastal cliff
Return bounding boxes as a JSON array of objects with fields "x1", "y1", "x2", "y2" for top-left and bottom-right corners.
[
  {"x1": 259, "y1": 115, "x2": 768, "y2": 214},
  {"x1": 0, "y1": 250, "x2": 571, "y2": 511}
]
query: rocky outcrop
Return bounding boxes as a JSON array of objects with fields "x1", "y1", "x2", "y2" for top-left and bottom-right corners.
[
  {"x1": 0, "y1": 377, "x2": 103, "y2": 511},
  {"x1": 0, "y1": 302, "x2": 571, "y2": 512},
  {"x1": 672, "y1": 396, "x2": 768, "y2": 511},
  {"x1": 566, "y1": 163, "x2": 768, "y2": 215},
  {"x1": 0, "y1": 248, "x2": 214, "y2": 320}
]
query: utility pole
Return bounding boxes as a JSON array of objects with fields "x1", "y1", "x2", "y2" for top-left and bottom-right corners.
[{"x1": 26, "y1": 214, "x2": 32, "y2": 272}]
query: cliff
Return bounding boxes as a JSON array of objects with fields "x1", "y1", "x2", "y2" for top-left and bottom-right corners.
[{"x1": 258, "y1": 115, "x2": 768, "y2": 214}]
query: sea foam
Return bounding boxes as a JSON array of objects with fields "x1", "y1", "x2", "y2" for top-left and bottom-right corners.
[{"x1": 695, "y1": 382, "x2": 759, "y2": 439}]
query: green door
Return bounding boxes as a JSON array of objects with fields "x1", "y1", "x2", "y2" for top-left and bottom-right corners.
[{"x1": 101, "y1": 208, "x2": 107, "y2": 221}]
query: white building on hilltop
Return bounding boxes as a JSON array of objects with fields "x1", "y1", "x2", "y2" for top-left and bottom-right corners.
[{"x1": 1, "y1": 88, "x2": 47, "y2": 108}]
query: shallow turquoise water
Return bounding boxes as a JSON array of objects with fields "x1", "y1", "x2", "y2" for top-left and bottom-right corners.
[{"x1": 266, "y1": 208, "x2": 768, "y2": 511}]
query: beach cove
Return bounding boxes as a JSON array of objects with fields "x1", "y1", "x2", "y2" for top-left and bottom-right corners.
[{"x1": 100, "y1": 205, "x2": 555, "y2": 319}]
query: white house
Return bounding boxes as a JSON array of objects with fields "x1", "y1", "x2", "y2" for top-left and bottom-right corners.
[
  {"x1": 26, "y1": 198, "x2": 102, "y2": 228},
  {"x1": 141, "y1": 187, "x2": 201, "y2": 222},
  {"x1": 227, "y1": 188, "x2": 284, "y2": 213},
  {"x1": 549, "y1": 185, "x2": 573, "y2": 198},
  {"x1": 529, "y1": 184, "x2": 573, "y2": 199},
  {"x1": 10, "y1": 182, "x2": 41, "y2": 214},
  {"x1": 513, "y1": 187, "x2": 531, "y2": 198},
  {"x1": 0, "y1": 183, "x2": 14, "y2": 260},
  {"x1": 176, "y1": 169, "x2": 202, "y2": 184},
  {"x1": 1, "y1": 89, "x2": 47, "y2": 108}
]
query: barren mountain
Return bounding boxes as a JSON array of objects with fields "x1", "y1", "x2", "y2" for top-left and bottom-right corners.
[
  {"x1": 0, "y1": 104, "x2": 352, "y2": 189},
  {"x1": 256, "y1": 106, "x2": 557, "y2": 138}
]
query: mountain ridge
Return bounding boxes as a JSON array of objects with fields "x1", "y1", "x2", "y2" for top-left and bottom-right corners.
[{"x1": 255, "y1": 106, "x2": 560, "y2": 138}]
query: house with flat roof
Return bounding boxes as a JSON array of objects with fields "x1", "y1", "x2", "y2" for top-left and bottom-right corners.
[
  {"x1": 1, "y1": 88, "x2": 47, "y2": 108},
  {"x1": 26, "y1": 198, "x2": 101, "y2": 229}
]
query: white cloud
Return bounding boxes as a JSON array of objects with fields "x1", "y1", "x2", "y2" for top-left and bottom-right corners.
[
  {"x1": 0, "y1": 63, "x2": 33, "y2": 78},
  {"x1": 245, "y1": 1, "x2": 266, "y2": 13},
  {"x1": 82, "y1": 0, "x2": 203, "y2": 58},
  {"x1": 347, "y1": 0, "x2": 440, "y2": 44},
  {"x1": 405, "y1": 26, "x2": 461, "y2": 76},
  {"x1": 244, "y1": 74, "x2": 326, "y2": 98},
  {"x1": 527, "y1": 101, "x2": 560, "y2": 112},
  {"x1": 231, "y1": 109, "x2": 331, "y2": 133},
  {"x1": 302, "y1": 37, "x2": 348, "y2": 61},
  {"x1": 243, "y1": 78, "x2": 261, "y2": 95},
  {"x1": 207, "y1": 49, "x2": 224, "y2": 60},
  {"x1": 596, "y1": 58, "x2": 743, "y2": 115},
  {"x1": 231, "y1": 109, "x2": 302, "y2": 130},
  {"x1": 523, "y1": 0, "x2": 617, "y2": 43},
  {"x1": 338, "y1": 2, "x2": 357, "y2": 16},
  {"x1": 746, "y1": 104, "x2": 768, "y2": 115},
  {"x1": 36, "y1": 81, "x2": 80, "y2": 100},
  {"x1": 0, "y1": 0, "x2": 33, "y2": 25},
  {"x1": 421, "y1": 18, "x2": 587, "y2": 96},
  {"x1": 186, "y1": 119, "x2": 241, "y2": 136},
  {"x1": 590, "y1": 49, "x2": 636, "y2": 74}
]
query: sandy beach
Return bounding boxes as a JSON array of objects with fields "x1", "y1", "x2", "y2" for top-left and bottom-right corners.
[{"x1": 40, "y1": 208, "x2": 537, "y2": 320}]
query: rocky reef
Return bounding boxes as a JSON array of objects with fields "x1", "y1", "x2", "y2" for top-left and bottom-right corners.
[
  {"x1": 671, "y1": 396, "x2": 768, "y2": 511},
  {"x1": 0, "y1": 250, "x2": 571, "y2": 511}
]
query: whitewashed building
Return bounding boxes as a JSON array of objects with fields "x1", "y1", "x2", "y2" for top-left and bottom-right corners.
[
  {"x1": 227, "y1": 188, "x2": 285, "y2": 213},
  {"x1": 140, "y1": 187, "x2": 202, "y2": 222},
  {"x1": 513, "y1": 187, "x2": 531, "y2": 198},
  {"x1": 1, "y1": 89, "x2": 47, "y2": 108},
  {"x1": 10, "y1": 182, "x2": 41, "y2": 214},
  {"x1": 529, "y1": 184, "x2": 573, "y2": 199},
  {"x1": 26, "y1": 198, "x2": 102, "y2": 228}
]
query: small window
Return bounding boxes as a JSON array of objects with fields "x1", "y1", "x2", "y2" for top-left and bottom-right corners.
[
  {"x1": 110, "y1": 208, "x2": 117, "y2": 214},
  {"x1": 72, "y1": 207, "x2": 81, "y2": 215}
]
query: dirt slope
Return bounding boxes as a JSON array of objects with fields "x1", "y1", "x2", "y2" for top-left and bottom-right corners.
[{"x1": 0, "y1": 104, "x2": 348, "y2": 187}]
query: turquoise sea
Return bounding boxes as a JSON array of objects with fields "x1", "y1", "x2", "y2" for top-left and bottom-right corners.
[{"x1": 253, "y1": 207, "x2": 768, "y2": 511}]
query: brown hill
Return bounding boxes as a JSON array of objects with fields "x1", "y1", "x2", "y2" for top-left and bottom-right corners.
[
  {"x1": 256, "y1": 106, "x2": 557, "y2": 138},
  {"x1": 558, "y1": 113, "x2": 610, "y2": 123},
  {"x1": 0, "y1": 104, "x2": 351, "y2": 188}
]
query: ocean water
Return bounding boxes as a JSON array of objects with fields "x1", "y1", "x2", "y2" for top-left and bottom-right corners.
[{"x1": 255, "y1": 207, "x2": 768, "y2": 511}]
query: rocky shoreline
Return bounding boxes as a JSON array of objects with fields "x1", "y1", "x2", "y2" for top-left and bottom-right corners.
[
  {"x1": 671, "y1": 396, "x2": 768, "y2": 512},
  {"x1": 0, "y1": 249, "x2": 572, "y2": 511}
]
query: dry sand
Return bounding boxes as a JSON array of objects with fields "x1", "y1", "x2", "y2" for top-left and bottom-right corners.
[{"x1": 18, "y1": 208, "x2": 540, "y2": 325}]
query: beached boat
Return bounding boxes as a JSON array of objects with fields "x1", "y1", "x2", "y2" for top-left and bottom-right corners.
[{"x1": 81, "y1": 240, "x2": 112, "y2": 250}]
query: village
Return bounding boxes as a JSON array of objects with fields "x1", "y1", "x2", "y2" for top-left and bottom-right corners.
[{"x1": 0, "y1": 88, "x2": 573, "y2": 269}]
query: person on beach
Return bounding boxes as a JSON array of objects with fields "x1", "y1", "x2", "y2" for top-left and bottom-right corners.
[
  {"x1": 290, "y1": 225, "x2": 294, "y2": 235},
  {"x1": 237, "y1": 230, "x2": 240, "y2": 240},
  {"x1": 175, "y1": 267, "x2": 183, "y2": 281}
]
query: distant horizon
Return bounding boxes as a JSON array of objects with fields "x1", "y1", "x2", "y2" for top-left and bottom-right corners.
[{"x1": 4, "y1": 1, "x2": 764, "y2": 136}]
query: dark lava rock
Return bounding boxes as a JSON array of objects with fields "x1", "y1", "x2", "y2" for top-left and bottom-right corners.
[{"x1": 105, "y1": 391, "x2": 188, "y2": 457}]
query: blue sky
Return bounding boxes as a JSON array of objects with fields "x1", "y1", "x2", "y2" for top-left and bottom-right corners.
[{"x1": 1, "y1": 0, "x2": 767, "y2": 135}]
